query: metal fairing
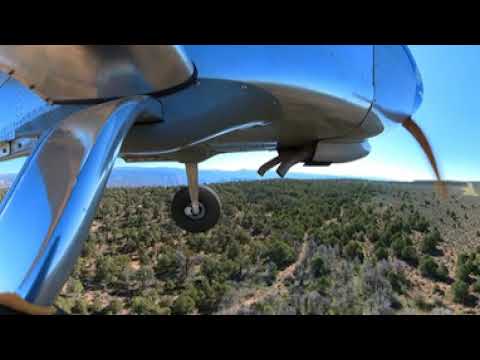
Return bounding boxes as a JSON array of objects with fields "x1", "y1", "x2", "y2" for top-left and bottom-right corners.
[
  {"x1": 184, "y1": 45, "x2": 374, "y2": 137},
  {"x1": 120, "y1": 78, "x2": 281, "y2": 162},
  {"x1": 312, "y1": 141, "x2": 372, "y2": 164},
  {"x1": 123, "y1": 45, "x2": 378, "y2": 162}
]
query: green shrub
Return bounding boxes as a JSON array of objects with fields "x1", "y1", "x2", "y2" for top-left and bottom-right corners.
[
  {"x1": 263, "y1": 240, "x2": 295, "y2": 270},
  {"x1": 95, "y1": 255, "x2": 131, "y2": 285},
  {"x1": 379, "y1": 230, "x2": 393, "y2": 248},
  {"x1": 456, "y1": 263, "x2": 473, "y2": 283},
  {"x1": 472, "y1": 280, "x2": 480, "y2": 294},
  {"x1": 399, "y1": 246, "x2": 418, "y2": 267},
  {"x1": 55, "y1": 296, "x2": 76, "y2": 314},
  {"x1": 421, "y1": 233, "x2": 439, "y2": 255},
  {"x1": 227, "y1": 240, "x2": 241, "y2": 260},
  {"x1": 374, "y1": 246, "x2": 389, "y2": 261},
  {"x1": 469, "y1": 256, "x2": 480, "y2": 276},
  {"x1": 72, "y1": 298, "x2": 89, "y2": 315},
  {"x1": 171, "y1": 294, "x2": 196, "y2": 315},
  {"x1": 419, "y1": 256, "x2": 448, "y2": 282},
  {"x1": 414, "y1": 295, "x2": 434, "y2": 312},
  {"x1": 65, "y1": 279, "x2": 84, "y2": 296},
  {"x1": 192, "y1": 277, "x2": 229, "y2": 314},
  {"x1": 391, "y1": 236, "x2": 407, "y2": 257},
  {"x1": 387, "y1": 270, "x2": 410, "y2": 295},
  {"x1": 105, "y1": 299, "x2": 123, "y2": 315},
  {"x1": 451, "y1": 280, "x2": 469, "y2": 305},
  {"x1": 369, "y1": 230, "x2": 380, "y2": 243},
  {"x1": 155, "y1": 251, "x2": 179, "y2": 278},
  {"x1": 437, "y1": 264, "x2": 449, "y2": 282},
  {"x1": 131, "y1": 296, "x2": 170, "y2": 315},
  {"x1": 343, "y1": 241, "x2": 364, "y2": 262},
  {"x1": 311, "y1": 256, "x2": 329, "y2": 278},
  {"x1": 89, "y1": 297, "x2": 104, "y2": 314},
  {"x1": 458, "y1": 253, "x2": 470, "y2": 266}
]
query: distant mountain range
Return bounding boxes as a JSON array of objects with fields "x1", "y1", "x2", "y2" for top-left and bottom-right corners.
[
  {"x1": 107, "y1": 167, "x2": 341, "y2": 188},
  {"x1": 0, "y1": 167, "x2": 475, "y2": 189},
  {"x1": 0, "y1": 167, "x2": 368, "y2": 189}
]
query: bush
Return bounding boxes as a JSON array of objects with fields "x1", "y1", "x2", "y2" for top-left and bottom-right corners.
[
  {"x1": 155, "y1": 251, "x2": 178, "y2": 277},
  {"x1": 192, "y1": 277, "x2": 229, "y2": 314},
  {"x1": 421, "y1": 234, "x2": 439, "y2": 255},
  {"x1": 311, "y1": 256, "x2": 329, "y2": 278},
  {"x1": 55, "y1": 296, "x2": 76, "y2": 314},
  {"x1": 263, "y1": 240, "x2": 295, "y2": 270},
  {"x1": 437, "y1": 264, "x2": 449, "y2": 282},
  {"x1": 451, "y1": 280, "x2": 469, "y2": 305},
  {"x1": 343, "y1": 241, "x2": 364, "y2": 262},
  {"x1": 387, "y1": 270, "x2": 410, "y2": 295},
  {"x1": 105, "y1": 299, "x2": 123, "y2": 315},
  {"x1": 456, "y1": 263, "x2": 473, "y2": 283},
  {"x1": 399, "y1": 246, "x2": 418, "y2": 267},
  {"x1": 369, "y1": 230, "x2": 380, "y2": 243},
  {"x1": 472, "y1": 280, "x2": 480, "y2": 294},
  {"x1": 374, "y1": 246, "x2": 389, "y2": 261},
  {"x1": 414, "y1": 295, "x2": 434, "y2": 312},
  {"x1": 226, "y1": 240, "x2": 241, "y2": 260},
  {"x1": 391, "y1": 236, "x2": 407, "y2": 257},
  {"x1": 95, "y1": 255, "x2": 131, "y2": 285},
  {"x1": 131, "y1": 296, "x2": 170, "y2": 315},
  {"x1": 379, "y1": 230, "x2": 393, "y2": 248},
  {"x1": 419, "y1": 256, "x2": 448, "y2": 282},
  {"x1": 65, "y1": 279, "x2": 84, "y2": 296},
  {"x1": 171, "y1": 294, "x2": 196, "y2": 315},
  {"x1": 458, "y1": 253, "x2": 470, "y2": 266},
  {"x1": 72, "y1": 298, "x2": 89, "y2": 315}
]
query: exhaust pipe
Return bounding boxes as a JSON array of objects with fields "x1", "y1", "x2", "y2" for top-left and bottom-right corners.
[{"x1": 0, "y1": 95, "x2": 162, "y2": 314}]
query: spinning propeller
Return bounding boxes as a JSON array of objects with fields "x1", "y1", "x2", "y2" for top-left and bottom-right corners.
[{"x1": 402, "y1": 116, "x2": 448, "y2": 199}]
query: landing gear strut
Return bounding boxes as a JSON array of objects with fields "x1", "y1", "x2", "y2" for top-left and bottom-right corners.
[{"x1": 171, "y1": 163, "x2": 222, "y2": 233}]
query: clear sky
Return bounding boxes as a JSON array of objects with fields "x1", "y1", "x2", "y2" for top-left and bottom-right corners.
[{"x1": 1, "y1": 45, "x2": 479, "y2": 181}]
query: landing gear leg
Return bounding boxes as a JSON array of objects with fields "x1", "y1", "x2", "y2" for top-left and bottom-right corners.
[
  {"x1": 171, "y1": 163, "x2": 222, "y2": 233},
  {"x1": 185, "y1": 162, "x2": 201, "y2": 217}
]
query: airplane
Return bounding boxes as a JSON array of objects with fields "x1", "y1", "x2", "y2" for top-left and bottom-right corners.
[{"x1": 0, "y1": 45, "x2": 445, "y2": 315}]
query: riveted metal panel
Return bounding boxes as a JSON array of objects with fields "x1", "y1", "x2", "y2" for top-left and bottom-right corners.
[{"x1": 184, "y1": 45, "x2": 374, "y2": 143}]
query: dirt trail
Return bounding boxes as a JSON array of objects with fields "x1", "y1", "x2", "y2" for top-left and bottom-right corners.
[{"x1": 219, "y1": 234, "x2": 309, "y2": 315}]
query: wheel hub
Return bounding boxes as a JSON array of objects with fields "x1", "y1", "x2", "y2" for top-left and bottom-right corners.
[{"x1": 184, "y1": 202, "x2": 206, "y2": 220}]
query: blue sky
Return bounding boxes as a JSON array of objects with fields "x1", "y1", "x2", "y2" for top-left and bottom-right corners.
[{"x1": 1, "y1": 45, "x2": 479, "y2": 181}]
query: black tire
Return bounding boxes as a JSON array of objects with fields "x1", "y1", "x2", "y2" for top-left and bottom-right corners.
[{"x1": 171, "y1": 185, "x2": 221, "y2": 233}]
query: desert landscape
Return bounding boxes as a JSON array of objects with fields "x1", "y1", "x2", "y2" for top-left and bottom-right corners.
[{"x1": 2, "y1": 179, "x2": 479, "y2": 315}]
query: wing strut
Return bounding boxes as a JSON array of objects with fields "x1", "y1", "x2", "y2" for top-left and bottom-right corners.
[{"x1": 0, "y1": 96, "x2": 162, "y2": 314}]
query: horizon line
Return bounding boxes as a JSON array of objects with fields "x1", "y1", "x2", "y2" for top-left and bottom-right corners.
[{"x1": 0, "y1": 166, "x2": 478, "y2": 184}]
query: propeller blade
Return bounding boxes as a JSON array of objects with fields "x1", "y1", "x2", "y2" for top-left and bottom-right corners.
[{"x1": 402, "y1": 117, "x2": 448, "y2": 199}]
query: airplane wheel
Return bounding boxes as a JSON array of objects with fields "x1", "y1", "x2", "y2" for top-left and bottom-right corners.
[{"x1": 171, "y1": 185, "x2": 221, "y2": 233}]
